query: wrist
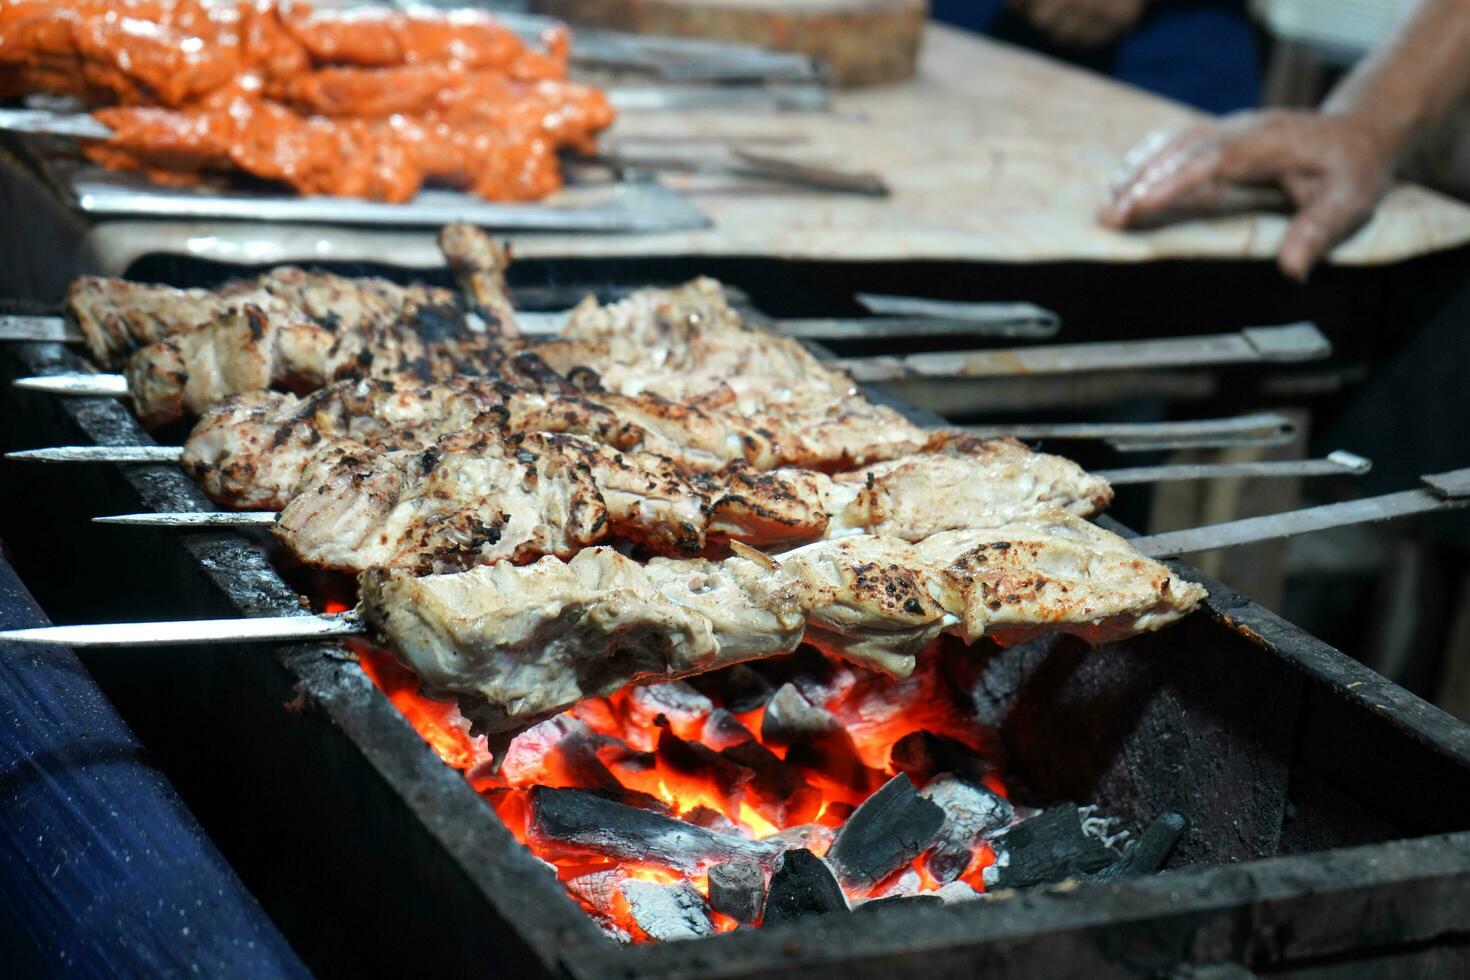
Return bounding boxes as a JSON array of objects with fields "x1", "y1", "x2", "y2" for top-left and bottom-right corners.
[{"x1": 1319, "y1": 103, "x2": 1409, "y2": 168}]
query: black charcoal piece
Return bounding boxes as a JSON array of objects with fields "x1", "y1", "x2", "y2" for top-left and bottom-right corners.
[
  {"x1": 854, "y1": 894, "x2": 943, "y2": 915},
  {"x1": 715, "y1": 664, "x2": 777, "y2": 713},
  {"x1": 549, "y1": 731, "x2": 623, "y2": 790},
  {"x1": 889, "y1": 730, "x2": 994, "y2": 785},
  {"x1": 785, "y1": 728, "x2": 876, "y2": 795},
  {"x1": 828, "y1": 774, "x2": 945, "y2": 894},
  {"x1": 920, "y1": 774, "x2": 1015, "y2": 884},
  {"x1": 721, "y1": 740, "x2": 822, "y2": 826},
  {"x1": 982, "y1": 805, "x2": 1115, "y2": 890},
  {"x1": 656, "y1": 724, "x2": 754, "y2": 814},
  {"x1": 619, "y1": 879, "x2": 714, "y2": 941},
  {"x1": 1092, "y1": 811, "x2": 1188, "y2": 881},
  {"x1": 707, "y1": 859, "x2": 767, "y2": 923},
  {"x1": 761, "y1": 683, "x2": 842, "y2": 748},
  {"x1": 527, "y1": 787, "x2": 777, "y2": 872},
  {"x1": 762, "y1": 849, "x2": 848, "y2": 925}
]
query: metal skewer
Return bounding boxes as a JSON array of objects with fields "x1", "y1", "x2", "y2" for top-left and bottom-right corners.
[
  {"x1": 6, "y1": 469, "x2": 1466, "y2": 649},
  {"x1": 967, "y1": 412, "x2": 1299, "y2": 450},
  {"x1": 87, "y1": 452, "x2": 1376, "y2": 530},
  {"x1": 8, "y1": 324, "x2": 1328, "y2": 398}
]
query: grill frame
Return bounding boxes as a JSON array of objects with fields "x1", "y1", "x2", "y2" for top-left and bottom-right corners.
[{"x1": 3, "y1": 339, "x2": 1470, "y2": 978}]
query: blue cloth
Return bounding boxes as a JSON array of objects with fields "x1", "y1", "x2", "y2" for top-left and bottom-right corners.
[{"x1": 931, "y1": 0, "x2": 1261, "y2": 114}]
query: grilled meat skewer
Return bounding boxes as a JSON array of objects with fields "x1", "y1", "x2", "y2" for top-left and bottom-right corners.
[
  {"x1": 270, "y1": 429, "x2": 1112, "y2": 574},
  {"x1": 181, "y1": 377, "x2": 940, "y2": 510},
  {"x1": 361, "y1": 511, "x2": 1205, "y2": 733}
]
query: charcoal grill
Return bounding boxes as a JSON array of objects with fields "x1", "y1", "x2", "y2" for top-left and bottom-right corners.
[{"x1": 3, "y1": 335, "x2": 1469, "y2": 978}]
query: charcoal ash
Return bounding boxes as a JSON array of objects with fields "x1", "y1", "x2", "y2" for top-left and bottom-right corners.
[
  {"x1": 564, "y1": 868, "x2": 628, "y2": 919},
  {"x1": 684, "y1": 806, "x2": 741, "y2": 836},
  {"x1": 764, "y1": 823, "x2": 834, "y2": 855},
  {"x1": 981, "y1": 805, "x2": 1115, "y2": 891},
  {"x1": 867, "y1": 867, "x2": 921, "y2": 901},
  {"x1": 1079, "y1": 804, "x2": 1132, "y2": 851},
  {"x1": 761, "y1": 683, "x2": 842, "y2": 748},
  {"x1": 701, "y1": 708, "x2": 756, "y2": 751},
  {"x1": 787, "y1": 649, "x2": 859, "y2": 707},
  {"x1": 1091, "y1": 811, "x2": 1188, "y2": 881},
  {"x1": 933, "y1": 881, "x2": 980, "y2": 904},
  {"x1": 528, "y1": 787, "x2": 778, "y2": 872},
  {"x1": 626, "y1": 681, "x2": 713, "y2": 739},
  {"x1": 707, "y1": 859, "x2": 766, "y2": 924},
  {"x1": 619, "y1": 879, "x2": 714, "y2": 942},
  {"x1": 501, "y1": 716, "x2": 589, "y2": 783},
  {"x1": 919, "y1": 773, "x2": 1015, "y2": 884},
  {"x1": 889, "y1": 730, "x2": 995, "y2": 787},
  {"x1": 762, "y1": 849, "x2": 848, "y2": 925},
  {"x1": 827, "y1": 774, "x2": 945, "y2": 896},
  {"x1": 720, "y1": 740, "x2": 823, "y2": 827}
]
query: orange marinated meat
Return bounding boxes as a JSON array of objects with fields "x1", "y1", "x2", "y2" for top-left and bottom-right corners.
[{"x1": 0, "y1": 1, "x2": 612, "y2": 202}]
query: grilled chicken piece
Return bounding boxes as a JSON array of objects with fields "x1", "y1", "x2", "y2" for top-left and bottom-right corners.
[
  {"x1": 438, "y1": 224, "x2": 519, "y2": 335},
  {"x1": 67, "y1": 266, "x2": 462, "y2": 369},
  {"x1": 179, "y1": 374, "x2": 966, "y2": 509},
  {"x1": 272, "y1": 429, "x2": 832, "y2": 574},
  {"x1": 359, "y1": 513, "x2": 1204, "y2": 732},
  {"x1": 126, "y1": 302, "x2": 523, "y2": 428}
]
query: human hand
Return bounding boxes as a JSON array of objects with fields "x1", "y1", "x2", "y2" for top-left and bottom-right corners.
[
  {"x1": 1098, "y1": 110, "x2": 1398, "y2": 280},
  {"x1": 1010, "y1": 0, "x2": 1147, "y2": 49}
]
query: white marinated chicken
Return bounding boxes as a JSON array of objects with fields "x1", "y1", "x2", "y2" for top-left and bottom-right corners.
[{"x1": 360, "y1": 512, "x2": 1205, "y2": 732}]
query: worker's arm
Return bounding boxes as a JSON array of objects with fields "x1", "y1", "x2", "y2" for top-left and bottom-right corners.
[{"x1": 1099, "y1": 0, "x2": 1470, "y2": 280}]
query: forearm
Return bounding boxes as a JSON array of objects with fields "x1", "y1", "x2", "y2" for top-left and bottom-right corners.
[{"x1": 1323, "y1": 0, "x2": 1470, "y2": 156}]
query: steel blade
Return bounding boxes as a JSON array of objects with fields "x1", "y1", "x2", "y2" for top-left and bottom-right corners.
[
  {"x1": 0, "y1": 613, "x2": 363, "y2": 648},
  {"x1": 7, "y1": 445, "x2": 182, "y2": 463},
  {"x1": 14, "y1": 373, "x2": 128, "y2": 397},
  {"x1": 0, "y1": 315, "x2": 81, "y2": 343},
  {"x1": 1099, "y1": 451, "x2": 1371, "y2": 485},
  {"x1": 835, "y1": 324, "x2": 1327, "y2": 381},
  {"x1": 95, "y1": 511, "x2": 277, "y2": 527},
  {"x1": 1132, "y1": 470, "x2": 1470, "y2": 557},
  {"x1": 855, "y1": 295, "x2": 1060, "y2": 333}
]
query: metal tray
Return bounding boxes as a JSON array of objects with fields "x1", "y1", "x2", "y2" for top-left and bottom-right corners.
[{"x1": 30, "y1": 150, "x2": 709, "y2": 232}]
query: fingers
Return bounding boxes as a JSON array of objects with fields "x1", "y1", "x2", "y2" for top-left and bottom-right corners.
[
  {"x1": 1099, "y1": 129, "x2": 1225, "y2": 227},
  {"x1": 1277, "y1": 179, "x2": 1375, "y2": 281}
]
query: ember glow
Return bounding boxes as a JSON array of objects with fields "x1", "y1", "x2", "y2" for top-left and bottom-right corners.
[{"x1": 347, "y1": 623, "x2": 1005, "y2": 942}]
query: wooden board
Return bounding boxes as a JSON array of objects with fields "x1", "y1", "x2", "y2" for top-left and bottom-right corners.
[
  {"x1": 507, "y1": 24, "x2": 1470, "y2": 266},
  {"x1": 536, "y1": 0, "x2": 926, "y2": 85}
]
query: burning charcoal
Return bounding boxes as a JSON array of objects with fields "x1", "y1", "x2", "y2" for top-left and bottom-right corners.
[
  {"x1": 761, "y1": 683, "x2": 842, "y2": 748},
  {"x1": 854, "y1": 894, "x2": 943, "y2": 915},
  {"x1": 701, "y1": 708, "x2": 755, "y2": 751},
  {"x1": 788, "y1": 649, "x2": 858, "y2": 707},
  {"x1": 1091, "y1": 811, "x2": 1188, "y2": 881},
  {"x1": 889, "y1": 731, "x2": 994, "y2": 786},
  {"x1": 765, "y1": 822, "x2": 835, "y2": 855},
  {"x1": 762, "y1": 849, "x2": 848, "y2": 925},
  {"x1": 619, "y1": 879, "x2": 714, "y2": 942},
  {"x1": 707, "y1": 859, "x2": 766, "y2": 924},
  {"x1": 656, "y1": 724, "x2": 754, "y2": 815},
  {"x1": 933, "y1": 881, "x2": 980, "y2": 904},
  {"x1": 869, "y1": 867, "x2": 921, "y2": 900},
  {"x1": 919, "y1": 774, "x2": 1015, "y2": 884},
  {"x1": 547, "y1": 731, "x2": 624, "y2": 791},
  {"x1": 828, "y1": 774, "x2": 945, "y2": 896},
  {"x1": 627, "y1": 681, "x2": 713, "y2": 739},
  {"x1": 501, "y1": 716, "x2": 587, "y2": 783},
  {"x1": 720, "y1": 740, "x2": 822, "y2": 826},
  {"x1": 565, "y1": 868, "x2": 628, "y2": 918},
  {"x1": 981, "y1": 805, "x2": 1115, "y2": 891},
  {"x1": 684, "y1": 805, "x2": 741, "y2": 836},
  {"x1": 528, "y1": 787, "x2": 777, "y2": 873}
]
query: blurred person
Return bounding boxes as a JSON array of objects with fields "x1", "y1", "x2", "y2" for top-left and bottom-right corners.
[
  {"x1": 1101, "y1": 0, "x2": 1470, "y2": 280},
  {"x1": 931, "y1": 0, "x2": 1261, "y2": 113}
]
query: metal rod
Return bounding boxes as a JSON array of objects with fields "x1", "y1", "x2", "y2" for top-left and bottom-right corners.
[
  {"x1": 966, "y1": 412, "x2": 1296, "y2": 444},
  {"x1": 93, "y1": 511, "x2": 277, "y2": 527},
  {"x1": 0, "y1": 315, "x2": 83, "y2": 343},
  {"x1": 836, "y1": 323, "x2": 1329, "y2": 382},
  {"x1": 1097, "y1": 451, "x2": 1371, "y2": 485},
  {"x1": 0, "y1": 613, "x2": 364, "y2": 648},
  {"x1": 13, "y1": 374, "x2": 129, "y2": 397},
  {"x1": 1132, "y1": 468, "x2": 1470, "y2": 557},
  {"x1": 6, "y1": 446, "x2": 183, "y2": 463}
]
